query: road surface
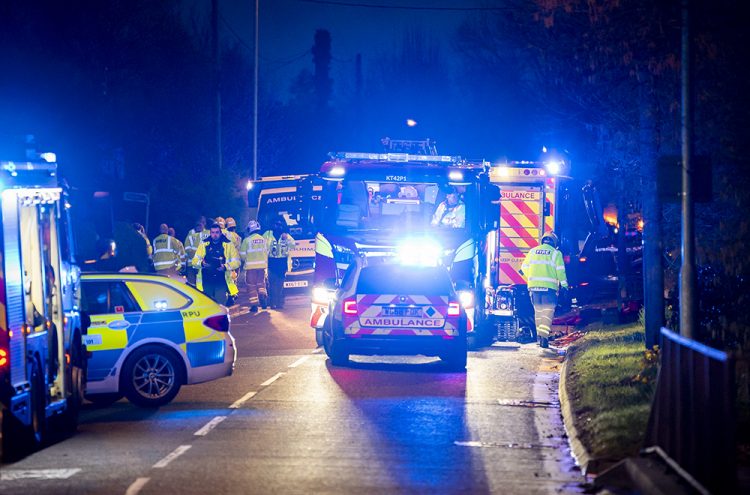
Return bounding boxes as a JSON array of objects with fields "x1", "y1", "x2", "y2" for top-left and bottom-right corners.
[{"x1": 0, "y1": 294, "x2": 585, "y2": 494}]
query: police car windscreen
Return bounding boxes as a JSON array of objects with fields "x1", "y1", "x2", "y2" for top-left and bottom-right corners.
[{"x1": 356, "y1": 266, "x2": 453, "y2": 295}]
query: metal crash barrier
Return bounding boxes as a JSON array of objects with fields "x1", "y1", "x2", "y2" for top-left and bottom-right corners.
[{"x1": 646, "y1": 327, "x2": 736, "y2": 493}]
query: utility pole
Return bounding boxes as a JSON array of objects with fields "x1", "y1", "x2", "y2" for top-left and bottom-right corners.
[
  {"x1": 252, "y1": 0, "x2": 259, "y2": 180},
  {"x1": 212, "y1": 0, "x2": 223, "y2": 171},
  {"x1": 680, "y1": 0, "x2": 696, "y2": 339}
]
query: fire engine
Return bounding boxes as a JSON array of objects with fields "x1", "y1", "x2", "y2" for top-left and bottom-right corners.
[
  {"x1": 0, "y1": 157, "x2": 86, "y2": 460},
  {"x1": 247, "y1": 175, "x2": 321, "y2": 289},
  {"x1": 483, "y1": 158, "x2": 569, "y2": 341},
  {"x1": 304, "y1": 144, "x2": 499, "y2": 348}
]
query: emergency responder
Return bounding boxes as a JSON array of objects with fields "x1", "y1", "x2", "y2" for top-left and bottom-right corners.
[
  {"x1": 222, "y1": 217, "x2": 242, "y2": 306},
  {"x1": 184, "y1": 216, "x2": 208, "y2": 286},
  {"x1": 215, "y1": 216, "x2": 226, "y2": 232},
  {"x1": 191, "y1": 223, "x2": 240, "y2": 305},
  {"x1": 264, "y1": 220, "x2": 295, "y2": 310},
  {"x1": 240, "y1": 220, "x2": 268, "y2": 312},
  {"x1": 168, "y1": 227, "x2": 187, "y2": 276},
  {"x1": 431, "y1": 186, "x2": 466, "y2": 228},
  {"x1": 152, "y1": 224, "x2": 184, "y2": 279},
  {"x1": 225, "y1": 217, "x2": 242, "y2": 251},
  {"x1": 520, "y1": 231, "x2": 568, "y2": 348},
  {"x1": 133, "y1": 223, "x2": 154, "y2": 262}
]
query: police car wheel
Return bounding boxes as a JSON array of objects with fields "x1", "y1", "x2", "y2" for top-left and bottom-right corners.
[{"x1": 122, "y1": 346, "x2": 184, "y2": 407}]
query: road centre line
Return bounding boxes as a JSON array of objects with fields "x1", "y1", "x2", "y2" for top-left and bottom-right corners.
[
  {"x1": 0, "y1": 468, "x2": 81, "y2": 481},
  {"x1": 229, "y1": 390, "x2": 257, "y2": 409},
  {"x1": 194, "y1": 416, "x2": 227, "y2": 436},
  {"x1": 153, "y1": 445, "x2": 192, "y2": 468},
  {"x1": 260, "y1": 372, "x2": 284, "y2": 387},
  {"x1": 125, "y1": 477, "x2": 150, "y2": 495},
  {"x1": 288, "y1": 355, "x2": 310, "y2": 368}
]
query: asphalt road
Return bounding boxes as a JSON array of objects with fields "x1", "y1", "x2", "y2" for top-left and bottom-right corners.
[{"x1": 0, "y1": 294, "x2": 585, "y2": 494}]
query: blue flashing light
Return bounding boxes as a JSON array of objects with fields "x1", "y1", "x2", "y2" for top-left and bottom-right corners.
[{"x1": 397, "y1": 237, "x2": 442, "y2": 267}]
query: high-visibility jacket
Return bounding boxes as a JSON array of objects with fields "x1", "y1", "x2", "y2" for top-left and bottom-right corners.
[
  {"x1": 139, "y1": 232, "x2": 153, "y2": 258},
  {"x1": 192, "y1": 237, "x2": 241, "y2": 296},
  {"x1": 431, "y1": 201, "x2": 466, "y2": 228},
  {"x1": 521, "y1": 243, "x2": 569, "y2": 291},
  {"x1": 184, "y1": 228, "x2": 209, "y2": 263},
  {"x1": 152, "y1": 234, "x2": 183, "y2": 271},
  {"x1": 240, "y1": 232, "x2": 268, "y2": 270},
  {"x1": 172, "y1": 237, "x2": 186, "y2": 269},
  {"x1": 264, "y1": 230, "x2": 295, "y2": 272},
  {"x1": 227, "y1": 230, "x2": 242, "y2": 252}
]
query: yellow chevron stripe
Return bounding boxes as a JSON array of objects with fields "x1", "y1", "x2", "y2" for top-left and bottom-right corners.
[
  {"x1": 504, "y1": 198, "x2": 541, "y2": 216},
  {"x1": 501, "y1": 227, "x2": 542, "y2": 240}
]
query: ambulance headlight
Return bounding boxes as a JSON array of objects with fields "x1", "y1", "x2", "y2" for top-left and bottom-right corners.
[
  {"x1": 458, "y1": 290, "x2": 475, "y2": 309},
  {"x1": 397, "y1": 238, "x2": 442, "y2": 267},
  {"x1": 312, "y1": 287, "x2": 334, "y2": 305}
]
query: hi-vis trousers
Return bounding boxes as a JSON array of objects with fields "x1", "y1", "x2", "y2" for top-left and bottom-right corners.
[{"x1": 530, "y1": 288, "x2": 557, "y2": 339}]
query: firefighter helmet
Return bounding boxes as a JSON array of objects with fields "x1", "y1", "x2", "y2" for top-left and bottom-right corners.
[
  {"x1": 215, "y1": 216, "x2": 226, "y2": 228},
  {"x1": 541, "y1": 231, "x2": 559, "y2": 248},
  {"x1": 247, "y1": 219, "x2": 261, "y2": 233},
  {"x1": 225, "y1": 217, "x2": 237, "y2": 229}
]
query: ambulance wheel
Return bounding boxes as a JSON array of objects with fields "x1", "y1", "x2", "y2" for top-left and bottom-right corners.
[
  {"x1": 324, "y1": 322, "x2": 349, "y2": 366},
  {"x1": 122, "y1": 345, "x2": 184, "y2": 408},
  {"x1": 441, "y1": 340, "x2": 468, "y2": 372}
]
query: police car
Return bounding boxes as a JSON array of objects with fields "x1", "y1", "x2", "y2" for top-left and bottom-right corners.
[
  {"x1": 81, "y1": 273, "x2": 236, "y2": 407},
  {"x1": 320, "y1": 240, "x2": 468, "y2": 371}
]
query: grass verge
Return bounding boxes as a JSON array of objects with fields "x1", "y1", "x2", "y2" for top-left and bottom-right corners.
[{"x1": 565, "y1": 322, "x2": 657, "y2": 461}]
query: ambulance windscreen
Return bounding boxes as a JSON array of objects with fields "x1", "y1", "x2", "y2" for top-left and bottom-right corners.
[{"x1": 356, "y1": 265, "x2": 453, "y2": 296}]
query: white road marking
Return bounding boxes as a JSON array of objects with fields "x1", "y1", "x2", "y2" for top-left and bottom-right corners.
[
  {"x1": 194, "y1": 416, "x2": 227, "y2": 436},
  {"x1": 229, "y1": 390, "x2": 257, "y2": 409},
  {"x1": 0, "y1": 468, "x2": 81, "y2": 480},
  {"x1": 152, "y1": 445, "x2": 192, "y2": 468},
  {"x1": 454, "y1": 441, "x2": 483, "y2": 448},
  {"x1": 312, "y1": 348, "x2": 324, "y2": 354},
  {"x1": 125, "y1": 477, "x2": 150, "y2": 495},
  {"x1": 260, "y1": 372, "x2": 284, "y2": 387},
  {"x1": 288, "y1": 355, "x2": 310, "y2": 368}
]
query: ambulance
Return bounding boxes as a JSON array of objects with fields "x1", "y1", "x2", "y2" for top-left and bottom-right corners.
[
  {"x1": 246, "y1": 175, "x2": 321, "y2": 289},
  {"x1": 322, "y1": 250, "x2": 468, "y2": 370},
  {"x1": 483, "y1": 159, "x2": 569, "y2": 341}
]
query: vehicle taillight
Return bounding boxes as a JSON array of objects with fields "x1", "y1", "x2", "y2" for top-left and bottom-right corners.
[
  {"x1": 343, "y1": 299, "x2": 358, "y2": 315},
  {"x1": 0, "y1": 348, "x2": 8, "y2": 368},
  {"x1": 447, "y1": 302, "x2": 461, "y2": 316},
  {"x1": 204, "y1": 314, "x2": 230, "y2": 332}
]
